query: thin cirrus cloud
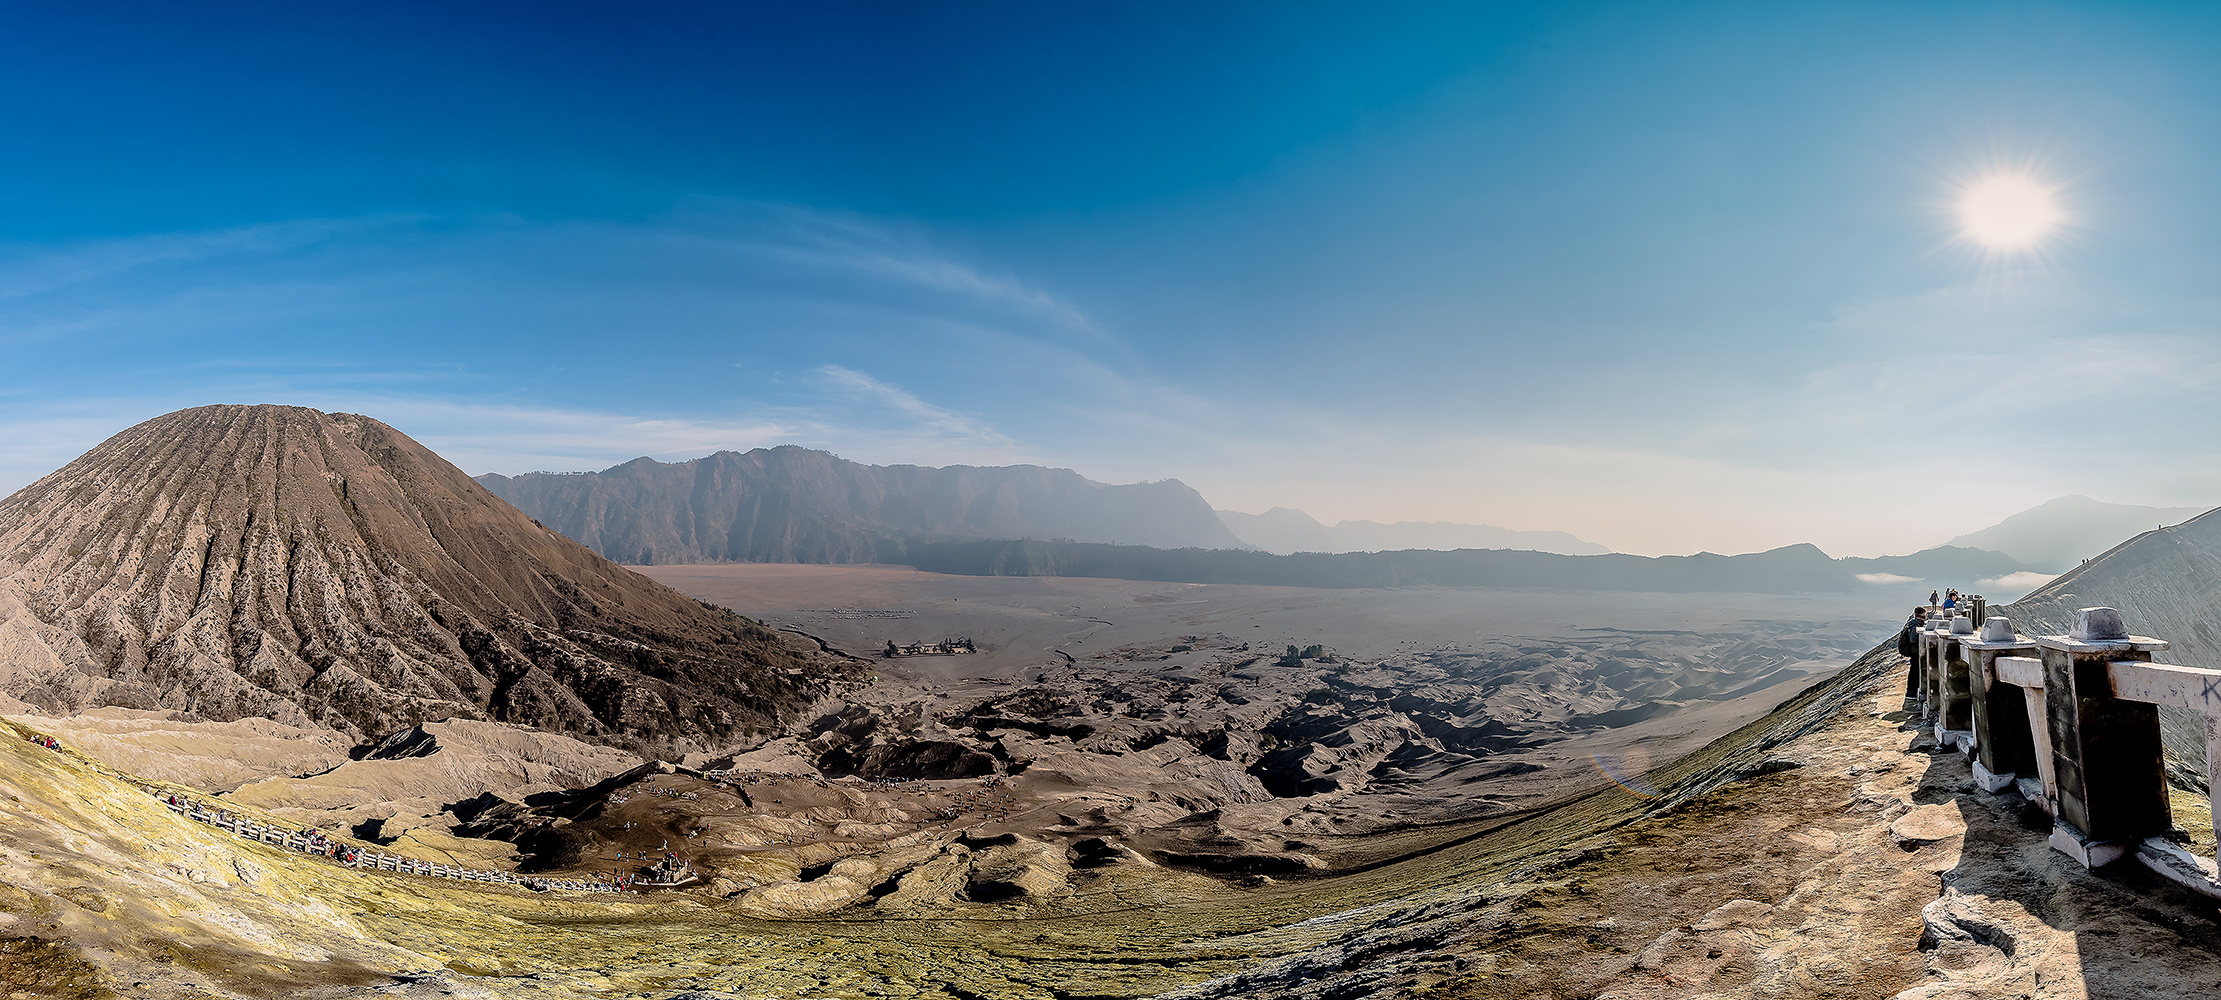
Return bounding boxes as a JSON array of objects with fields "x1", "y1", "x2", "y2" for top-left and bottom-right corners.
[
  {"x1": 2, "y1": 199, "x2": 2214, "y2": 560},
  {"x1": 0, "y1": 205, "x2": 1142, "y2": 495},
  {"x1": 0, "y1": 382, "x2": 1037, "y2": 499},
  {"x1": 2, "y1": 197, "x2": 2214, "y2": 563},
  {"x1": 811, "y1": 364, "x2": 1029, "y2": 464}
]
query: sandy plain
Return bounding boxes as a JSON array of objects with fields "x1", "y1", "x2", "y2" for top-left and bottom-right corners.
[
  {"x1": 17, "y1": 622, "x2": 2218, "y2": 999},
  {"x1": 0, "y1": 565, "x2": 1960, "y2": 999},
  {"x1": 639, "y1": 563, "x2": 1915, "y2": 830}
]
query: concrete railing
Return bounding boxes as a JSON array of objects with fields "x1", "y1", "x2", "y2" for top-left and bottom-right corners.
[
  {"x1": 155, "y1": 793, "x2": 622, "y2": 894},
  {"x1": 1909, "y1": 606, "x2": 2221, "y2": 899}
]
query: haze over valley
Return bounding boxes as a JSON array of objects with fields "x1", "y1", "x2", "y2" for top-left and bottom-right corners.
[{"x1": 1213, "y1": 506, "x2": 1611, "y2": 556}]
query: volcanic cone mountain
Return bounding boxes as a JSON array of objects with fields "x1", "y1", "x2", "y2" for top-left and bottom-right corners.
[{"x1": 0, "y1": 404, "x2": 844, "y2": 754}]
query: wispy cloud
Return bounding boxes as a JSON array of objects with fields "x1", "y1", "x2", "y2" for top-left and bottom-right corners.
[
  {"x1": 812, "y1": 365, "x2": 1027, "y2": 462},
  {"x1": 0, "y1": 204, "x2": 1105, "y2": 490},
  {"x1": 0, "y1": 217, "x2": 382, "y2": 306},
  {"x1": 5, "y1": 199, "x2": 2214, "y2": 562},
  {"x1": 1856, "y1": 572, "x2": 1923, "y2": 585},
  {"x1": 764, "y1": 212, "x2": 1102, "y2": 338},
  {"x1": 0, "y1": 388, "x2": 1034, "y2": 499},
  {"x1": 325, "y1": 397, "x2": 806, "y2": 475},
  {"x1": 1978, "y1": 571, "x2": 2059, "y2": 600}
]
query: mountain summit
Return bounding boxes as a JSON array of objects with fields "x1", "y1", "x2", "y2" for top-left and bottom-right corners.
[{"x1": 0, "y1": 404, "x2": 842, "y2": 754}]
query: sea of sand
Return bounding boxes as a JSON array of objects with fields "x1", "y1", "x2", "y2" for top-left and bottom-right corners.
[{"x1": 21, "y1": 567, "x2": 2221, "y2": 998}]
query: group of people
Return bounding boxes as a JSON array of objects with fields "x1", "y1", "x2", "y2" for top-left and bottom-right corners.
[
  {"x1": 22, "y1": 732, "x2": 61, "y2": 751},
  {"x1": 1900, "y1": 587, "x2": 1981, "y2": 658}
]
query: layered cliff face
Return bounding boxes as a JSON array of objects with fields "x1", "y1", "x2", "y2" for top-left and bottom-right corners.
[
  {"x1": 0, "y1": 405, "x2": 846, "y2": 754},
  {"x1": 477, "y1": 446, "x2": 1247, "y2": 565}
]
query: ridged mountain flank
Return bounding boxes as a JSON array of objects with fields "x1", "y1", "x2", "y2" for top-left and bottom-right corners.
[
  {"x1": 0, "y1": 405, "x2": 847, "y2": 753},
  {"x1": 478, "y1": 446, "x2": 1247, "y2": 565}
]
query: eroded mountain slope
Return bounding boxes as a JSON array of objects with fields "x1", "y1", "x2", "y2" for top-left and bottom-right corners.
[{"x1": 0, "y1": 405, "x2": 851, "y2": 755}]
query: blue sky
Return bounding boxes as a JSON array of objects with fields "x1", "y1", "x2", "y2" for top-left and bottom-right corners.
[{"x1": 4, "y1": 1, "x2": 2220, "y2": 556}]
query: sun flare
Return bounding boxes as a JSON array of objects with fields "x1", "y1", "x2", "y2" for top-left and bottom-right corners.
[{"x1": 1958, "y1": 174, "x2": 2061, "y2": 250}]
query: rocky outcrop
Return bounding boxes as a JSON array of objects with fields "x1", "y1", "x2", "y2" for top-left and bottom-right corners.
[
  {"x1": 357, "y1": 724, "x2": 441, "y2": 760},
  {"x1": 0, "y1": 405, "x2": 852, "y2": 754}
]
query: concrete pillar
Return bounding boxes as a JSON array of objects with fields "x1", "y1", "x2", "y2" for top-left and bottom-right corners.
[
  {"x1": 1941, "y1": 615, "x2": 1976, "y2": 736},
  {"x1": 1963, "y1": 616, "x2": 2039, "y2": 793},
  {"x1": 1921, "y1": 617, "x2": 1963, "y2": 730},
  {"x1": 1904, "y1": 611, "x2": 1925, "y2": 700},
  {"x1": 2038, "y1": 607, "x2": 2174, "y2": 867},
  {"x1": 1920, "y1": 618, "x2": 1948, "y2": 718},
  {"x1": 2208, "y1": 715, "x2": 2221, "y2": 862}
]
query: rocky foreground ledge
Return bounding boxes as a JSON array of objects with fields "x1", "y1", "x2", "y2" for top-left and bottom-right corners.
[
  {"x1": 1182, "y1": 643, "x2": 2221, "y2": 999},
  {"x1": 3, "y1": 642, "x2": 2219, "y2": 998}
]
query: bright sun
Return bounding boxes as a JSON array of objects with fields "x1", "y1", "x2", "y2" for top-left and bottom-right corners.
[{"x1": 1959, "y1": 175, "x2": 2061, "y2": 249}]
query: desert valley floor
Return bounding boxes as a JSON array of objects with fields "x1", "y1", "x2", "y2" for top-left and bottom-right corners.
[
  {"x1": 8, "y1": 567, "x2": 2221, "y2": 998},
  {"x1": 1, "y1": 564, "x2": 1934, "y2": 998},
  {"x1": 635, "y1": 564, "x2": 1904, "y2": 843}
]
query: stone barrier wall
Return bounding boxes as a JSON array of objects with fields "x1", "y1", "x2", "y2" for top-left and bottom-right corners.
[
  {"x1": 152, "y1": 791, "x2": 621, "y2": 894},
  {"x1": 1907, "y1": 605, "x2": 2221, "y2": 899}
]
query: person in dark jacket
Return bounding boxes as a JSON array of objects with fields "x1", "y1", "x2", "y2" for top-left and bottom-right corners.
[
  {"x1": 1898, "y1": 607, "x2": 1923, "y2": 659},
  {"x1": 1899, "y1": 606, "x2": 1926, "y2": 698}
]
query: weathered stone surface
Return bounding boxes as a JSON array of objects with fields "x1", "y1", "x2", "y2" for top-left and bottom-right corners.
[
  {"x1": 2070, "y1": 606, "x2": 2128, "y2": 641},
  {"x1": 1890, "y1": 804, "x2": 1968, "y2": 846}
]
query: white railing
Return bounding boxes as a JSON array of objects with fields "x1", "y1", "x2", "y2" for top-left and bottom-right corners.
[
  {"x1": 158, "y1": 795, "x2": 621, "y2": 893},
  {"x1": 1910, "y1": 607, "x2": 2221, "y2": 900}
]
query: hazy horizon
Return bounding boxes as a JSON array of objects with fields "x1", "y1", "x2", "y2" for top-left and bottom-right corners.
[{"x1": 6, "y1": 4, "x2": 2221, "y2": 558}]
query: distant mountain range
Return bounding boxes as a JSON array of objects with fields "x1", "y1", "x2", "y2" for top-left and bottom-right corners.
[
  {"x1": 1215, "y1": 506, "x2": 1609, "y2": 556},
  {"x1": 481, "y1": 450, "x2": 2169, "y2": 595},
  {"x1": 478, "y1": 446, "x2": 1245, "y2": 564},
  {"x1": 898, "y1": 539, "x2": 2036, "y2": 594},
  {"x1": 1945, "y1": 495, "x2": 2212, "y2": 572}
]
